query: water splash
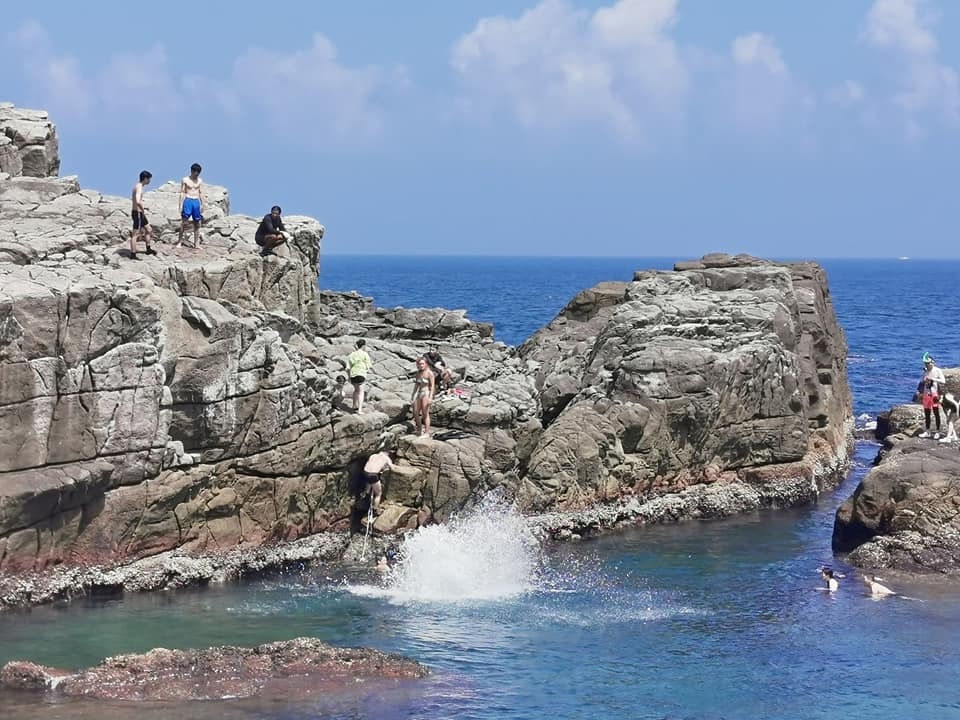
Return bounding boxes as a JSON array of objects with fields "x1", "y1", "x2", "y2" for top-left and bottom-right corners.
[{"x1": 352, "y1": 496, "x2": 539, "y2": 603}]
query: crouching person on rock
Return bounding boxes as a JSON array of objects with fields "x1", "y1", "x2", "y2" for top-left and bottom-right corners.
[{"x1": 256, "y1": 205, "x2": 287, "y2": 257}]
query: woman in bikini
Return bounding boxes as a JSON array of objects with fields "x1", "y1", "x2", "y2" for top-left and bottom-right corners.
[{"x1": 411, "y1": 357, "x2": 435, "y2": 437}]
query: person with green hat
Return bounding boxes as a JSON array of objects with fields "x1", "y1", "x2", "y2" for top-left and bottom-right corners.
[{"x1": 919, "y1": 354, "x2": 946, "y2": 439}]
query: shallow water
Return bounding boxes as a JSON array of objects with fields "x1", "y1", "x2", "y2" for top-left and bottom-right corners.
[{"x1": 2, "y1": 444, "x2": 959, "y2": 720}]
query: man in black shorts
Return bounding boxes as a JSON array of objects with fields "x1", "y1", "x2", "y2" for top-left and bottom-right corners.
[
  {"x1": 129, "y1": 170, "x2": 156, "y2": 259},
  {"x1": 256, "y1": 205, "x2": 287, "y2": 256}
]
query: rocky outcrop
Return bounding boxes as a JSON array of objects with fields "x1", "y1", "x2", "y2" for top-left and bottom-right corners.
[
  {"x1": 833, "y1": 437, "x2": 960, "y2": 573},
  {"x1": 0, "y1": 105, "x2": 855, "y2": 596},
  {"x1": 518, "y1": 253, "x2": 853, "y2": 514},
  {"x1": 0, "y1": 104, "x2": 59, "y2": 178},
  {"x1": 0, "y1": 637, "x2": 428, "y2": 701}
]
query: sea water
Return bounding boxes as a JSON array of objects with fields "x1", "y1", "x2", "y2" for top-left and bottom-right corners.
[{"x1": 1, "y1": 257, "x2": 959, "y2": 719}]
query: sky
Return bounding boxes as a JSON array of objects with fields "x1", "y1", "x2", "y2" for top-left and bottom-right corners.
[{"x1": 2, "y1": 0, "x2": 960, "y2": 258}]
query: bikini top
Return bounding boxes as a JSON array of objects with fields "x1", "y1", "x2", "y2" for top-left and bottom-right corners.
[{"x1": 416, "y1": 375, "x2": 430, "y2": 386}]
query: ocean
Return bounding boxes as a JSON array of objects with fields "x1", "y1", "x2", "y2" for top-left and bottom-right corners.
[{"x1": 1, "y1": 256, "x2": 958, "y2": 720}]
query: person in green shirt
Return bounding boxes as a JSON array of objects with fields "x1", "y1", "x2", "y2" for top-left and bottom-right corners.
[{"x1": 347, "y1": 339, "x2": 372, "y2": 413}]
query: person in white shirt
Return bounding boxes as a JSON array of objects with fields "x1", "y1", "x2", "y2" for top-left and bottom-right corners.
[{"x1": 919, "y1": 353, "x2": 946, "y2": 439}]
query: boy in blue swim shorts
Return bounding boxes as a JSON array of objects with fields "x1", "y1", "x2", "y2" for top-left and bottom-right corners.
[{"x1": 176, "y1": 162, "x2": 204, "y2": 248}]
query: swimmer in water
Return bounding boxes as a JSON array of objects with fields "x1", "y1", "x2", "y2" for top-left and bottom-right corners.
[
  {"x1": 375, "y1": 555, "x2": 389, "y2": 573},
  {"x1": 820, "y1": 567, "x2": 839, "y2": 592},
  {"x1": 862, "y1": 574, "x2": 896, "y2": 597}
]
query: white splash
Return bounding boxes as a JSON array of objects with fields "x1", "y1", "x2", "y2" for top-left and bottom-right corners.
[{"x1": 353, "y1": 496, "x2": 540, "y2": 603}]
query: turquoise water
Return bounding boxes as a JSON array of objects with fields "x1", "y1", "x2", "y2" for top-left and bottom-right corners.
[{"x1": 3, "y1": 257, "x2": 960, "y2": 718}]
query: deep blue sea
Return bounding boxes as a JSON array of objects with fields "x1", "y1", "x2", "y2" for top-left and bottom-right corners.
[{"x1": 2, "y1": 256, "x2": 959, "y2": 720}]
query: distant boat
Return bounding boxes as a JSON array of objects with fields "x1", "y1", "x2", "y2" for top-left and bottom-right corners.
[{"x1": 898, "y1": 256, "x2": 910, "y2": 261}]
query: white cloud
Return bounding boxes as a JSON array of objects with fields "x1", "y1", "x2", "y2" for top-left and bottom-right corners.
[
  {"x1": 721, "y1": 33, "x2": 813, "y2": 135},
  {"x1": 862, "y1": 0, "x2": 960, "y2": 136},
  {"x1": 2, "y1": 21, "x2": 403, "y2": 147},
  {"x1": 863, "y1": 0, "x2": 937, "y2": 55},
  {"x1": 217, "y1": 34, "x2": 401, "y2": 146},
  {"x1": 450, "y1": 0, "x2": 688, "y2": 145},
  {"x1": 6, "y1": 20, "x2": 92, "y2": 117},
  {"x1": 732, "y1": 33, "x2": 786, "y2": 76}
]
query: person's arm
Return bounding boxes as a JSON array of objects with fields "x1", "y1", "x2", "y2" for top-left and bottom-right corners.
[
  {"x1": 178, "y1": 179, "x2": 186, "y2": 208},
  {"x1": 410, "y1": 377, "x2": 418, "y2": 403},
  {"x1": 198, "y1": 181, "x2": 203, "y2": 216},
  {"x1": 134, "y1": 184, "x2": 144, "y2": 213},
  {"x1": 278, "y1": 218, "x2": 286, "y2": 233},
  {"x1": 428, "y1": 371, "x2": 436, "y2": 399}
]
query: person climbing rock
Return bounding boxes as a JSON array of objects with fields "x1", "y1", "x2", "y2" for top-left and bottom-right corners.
[{"x1": 361, "y1": 449, "x2": 395, "y2": 515}]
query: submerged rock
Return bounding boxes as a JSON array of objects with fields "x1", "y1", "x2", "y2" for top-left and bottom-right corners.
[{"x1": 0, "y1": 637, "x2": 428, "y2": 701}]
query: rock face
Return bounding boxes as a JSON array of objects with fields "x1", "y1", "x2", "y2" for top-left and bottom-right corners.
[
  {"x1": 519, "y1": 253, "x2": 853, "y2": 513},
  {"x1": 0, "y1": 104, "x2": 59, "y2": 178},
  {"x1": 834, "y1": 437, "x2": 960, "y2": 573},
  {"x1": 0, "y1": 106, "x2": 855, "y2": 590},
  {"x1": 0, "y1": 637, "x2": 428, "y2": 701}
]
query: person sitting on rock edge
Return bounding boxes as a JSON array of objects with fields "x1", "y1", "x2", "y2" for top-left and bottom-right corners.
[
  {"x1": 256, "y1": 205, "x2": 287, "y2": 256},
  {"x1": 919, "y1": 353, "x2": 945, "y2": 439},
  {"x1": 129, "y1": 170, "x2": 157, "y2": 260}
]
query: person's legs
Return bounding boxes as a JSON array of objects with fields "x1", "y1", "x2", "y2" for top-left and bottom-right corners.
[
  {"x1": 129, "y1": 228, "x2": 140, "y2": 257},
  {"x1": 352, "y1": 379, "x2": 365, "y2": 413},
  {"x1": 412, "y1": 397, "x2": 422, "y2": 434},
  {"x1": 144, "y1": 223, "x2": 155, "y2": 254},
  {"x1": 192, "y1": 220, "x2": 201, "y2": 247},
  {"x1": 422, "y1": 398, "x2": 431, "y2": 436},
  {"x1": 368, "y1": 480, "x2": 382, "y2": 512},
  {"x1": 934, "y1": 406, "x2": 942, "y2": 432},
  {"x1": 924, "y1": 408, "x2": 932, "y2": 434},
  {"x1": 177, "y1": 217, "x2": 188, "y2": 247}
]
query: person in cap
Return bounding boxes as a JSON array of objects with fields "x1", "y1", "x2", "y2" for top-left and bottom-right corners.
[{"x1": 919, "y1": 353, "x2": 946, "y2": 439}]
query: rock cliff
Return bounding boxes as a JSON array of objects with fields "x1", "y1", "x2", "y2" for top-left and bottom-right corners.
[{"x1": 0, "y1": 106, "x2": 855, "y2": 593}]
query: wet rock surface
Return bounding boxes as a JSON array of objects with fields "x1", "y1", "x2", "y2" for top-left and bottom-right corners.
[{"x1": 0, "y1": 637, "x2": 428, "y2": 701}]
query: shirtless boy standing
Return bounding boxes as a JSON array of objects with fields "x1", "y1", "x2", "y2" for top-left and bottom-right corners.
[
  {"x1": 177, "y1": 162, "x2": 203, "y2": 248},
  {"x1": 129, "y1": 170, "x2": 156, "y2": 260}
]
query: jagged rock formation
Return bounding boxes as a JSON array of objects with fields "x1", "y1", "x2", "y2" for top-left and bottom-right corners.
[
  {"x1": 0, "y1": 637, "x2": 428, "y2": 700},
  {"x1": 0, "y1": 105, "x2": 855, "y2": 587},
  {"x1": 519, "y1": 254, "x2": 853, "y2": 513}
]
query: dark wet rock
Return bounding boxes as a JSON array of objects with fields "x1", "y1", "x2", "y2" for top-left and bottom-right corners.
[
  {"x1": 0, "y1": 637, "x2": 428, "y2": 701},
  {"x1": 833, "y1": 437, "x2": 960, "y2": 573}
]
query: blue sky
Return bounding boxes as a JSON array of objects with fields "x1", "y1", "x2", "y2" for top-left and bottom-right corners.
[{"x1": 3, "y1": 0, "x2": 960, "y2": 257}]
